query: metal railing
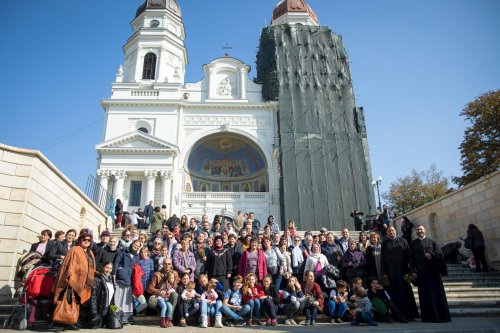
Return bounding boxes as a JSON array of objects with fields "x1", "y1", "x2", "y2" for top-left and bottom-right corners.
[{"x1": 85, "y1": 175, "x2": 115, "y2": 220}]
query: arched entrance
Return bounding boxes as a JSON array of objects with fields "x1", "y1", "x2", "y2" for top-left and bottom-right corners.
[{"x1": 185, "y1": 133, "x2": 268, "y2": 193}]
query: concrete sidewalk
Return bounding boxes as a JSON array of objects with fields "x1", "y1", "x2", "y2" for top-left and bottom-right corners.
[{"x1": 12, "y1": 316, "x2": 500, "y2": 333}]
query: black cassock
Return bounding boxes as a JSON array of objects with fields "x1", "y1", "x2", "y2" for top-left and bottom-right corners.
[
  {"x1": 382, "y1": 237, "x2": 419, "y2": 320},
  {"x1": 410, "y1": 237, "x2": 451, "y2": 323}
]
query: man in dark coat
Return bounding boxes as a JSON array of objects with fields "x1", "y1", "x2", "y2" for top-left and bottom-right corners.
[
  {"x1": 321, "y1": 232, "x2": 341, "y2": 266},
  {"x1": 410, "y1": 225, "x2": 451, "y2": 323},
  {"x1": 96, "y1": 236, "x2": 119, "y2": 271},
  {"x1": 381, "y1": 226, "x2": 419, "y2": 322}
]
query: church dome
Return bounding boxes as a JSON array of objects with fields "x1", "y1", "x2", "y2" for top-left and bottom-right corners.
[
  {"x1": 272, "y1": 0, "x2": 318, "y2": 23},
  {"x1": 136, "y1": 0, "x2": 182, "y2": 19}
]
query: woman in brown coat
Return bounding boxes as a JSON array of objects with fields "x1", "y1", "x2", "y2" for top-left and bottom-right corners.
[{"x1": 52, "y1": 231, "x2": 96, "y2": 329}]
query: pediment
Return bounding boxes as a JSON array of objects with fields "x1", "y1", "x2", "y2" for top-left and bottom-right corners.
[{"x1": 96, "y1": 131, "x2": 179, "y2": 155}]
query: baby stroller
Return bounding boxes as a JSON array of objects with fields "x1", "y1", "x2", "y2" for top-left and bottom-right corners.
[{"x1": 3, "y1": 266, "x2": 56, "y2": 330}]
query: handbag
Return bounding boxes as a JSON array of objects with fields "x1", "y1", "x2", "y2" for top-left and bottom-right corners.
[
  {"x1": 53, "y1": 287, "x2": 79, "y2": 325},
  {"x1": 107, "y1": 305, "x2": 123, "y2": 329}
]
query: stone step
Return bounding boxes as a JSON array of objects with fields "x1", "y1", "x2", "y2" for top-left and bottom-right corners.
[
  {"x1": 440, "y1": 287, "x2": 500, "y2": 293},
  {"x1": 450, "y1": 307, "x2": 500, "y2": 317},
  {"x1": 443, "y1": 282, "x2": 500, "y2": 288}
]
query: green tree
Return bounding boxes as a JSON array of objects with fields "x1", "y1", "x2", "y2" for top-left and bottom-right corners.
[
  {"x1": 383, "y1": 164, "x2": 450, "y2": 215},
  {"x1": 454, "y1": 90, "x2": 500, "y2": 187}
]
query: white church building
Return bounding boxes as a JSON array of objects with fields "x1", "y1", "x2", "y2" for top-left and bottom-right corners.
[{"x1": 95, "y1": 0, "x2": 317, "y2": 221}]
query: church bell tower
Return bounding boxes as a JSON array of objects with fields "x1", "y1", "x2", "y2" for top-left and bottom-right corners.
[{"x1": 120, "y1": 0, "x2": 187, "y2": 84}]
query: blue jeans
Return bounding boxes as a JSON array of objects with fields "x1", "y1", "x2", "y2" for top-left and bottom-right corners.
[
  {"x1": 355, "y1": 311, "x2": 377, "y2": 325},
  {"x1": 304, "y1": 305, "x2": 317, "y2": 321},
  {"x1": 328, "y1": 300, "x2": 348, "y2": 319},
  {"x1": 271, "y1": 274, "x2": 282, "y2": 293},
  {"x1": 220, "y1": 304, "x2": 251, "y2": 321},
  {"x1": 200, "y1": 299, "x2": 222, "y2": 317},
  {"x1": 245, "y1": 299, "x2": 261, "y2": 320},
  {"x1": 157, "y1": 298, "x2": 173, "y2": 317}
]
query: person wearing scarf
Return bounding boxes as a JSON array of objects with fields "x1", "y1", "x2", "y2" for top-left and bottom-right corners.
[
  {"x1": 190, "y1": 233, "x2": 209, "y2": 280},
  {"x1": 289, "y1": 236, "x2": 306, "y2": 278},
  {"x1": 206, "y1": 235, "x2": 232, "y2": 290},
  {"x1": 119, "y1": 229, "x2": 133, "y2": 249},
  {"x1": 112, "y1": 240, "x2": 141, "y2": 324},
  {"x1": 304, "y1": 243, "x2": 329, "y2": 282},
  {"x1": 365, "y1": 232, "x2": 385, "y2": 284}
]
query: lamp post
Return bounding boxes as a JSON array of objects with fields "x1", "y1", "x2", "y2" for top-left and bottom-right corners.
[{"x1": 372, "y1": 176, "x2": 383, "y2": 212}]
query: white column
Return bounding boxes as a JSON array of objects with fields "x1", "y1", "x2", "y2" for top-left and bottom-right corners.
[
  {"x1": 144, "y1": 170, "x2": 157, "y2": 204},
  {"x1": 97, "y1": 169, "x2": 110, "y2": 208},
  {"x1": 158, "y1": 47, "x2": 167, "y2": 82},
  {"x1": 239, "y1": 66, "x2": 247, "y2": 100},
  {"x1": 97, "y1": 170, "x2": 109, "y2": 190},
  {"x1": 208, "y1": 66, "x2": 215, "y2": 99},
  {"x1": 112, "y1": 170, "x2": 127, "y2": 201},
  {"x1": 134, "y1": 47, "x2": 143, "y2": 82},
  {"x1": 160, "y1": 170, "x2": 173, "y2": 214}
]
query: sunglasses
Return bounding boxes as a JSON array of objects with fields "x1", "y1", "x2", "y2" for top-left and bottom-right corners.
[{"x1": 82, "y1": 238, "x2": 92, "y2": 242}]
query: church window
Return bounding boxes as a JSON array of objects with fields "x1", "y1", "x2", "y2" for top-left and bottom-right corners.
[
  {"x1": 142, "y1": 53, "x2": 157, "y2": 80},
  {"x1": 138, "y1": 127, "x2": 149, "y2": 134},
  {"x1": 150, "y1": 20, "x2": 160, "y2": 28},
  {"x1": 130, "y1": 181, "x2": 142, "y2": 206}
]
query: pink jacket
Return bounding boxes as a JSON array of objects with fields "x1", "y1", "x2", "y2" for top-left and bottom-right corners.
[{"x1": 238, "y1": 249, "x2": 268, "y2": 281}]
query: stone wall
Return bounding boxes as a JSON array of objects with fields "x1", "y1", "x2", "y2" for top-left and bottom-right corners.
[
  {"x1": 0, "y1": 144, "x2": 109, "y2": 300},
  {"x1": 396, "y1": 170, "x2": 500, "y2": 270}
]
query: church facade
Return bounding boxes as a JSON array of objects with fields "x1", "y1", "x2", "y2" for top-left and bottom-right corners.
[{"x1": 95, "y1": 0, "x2": 374, "y2": 230}]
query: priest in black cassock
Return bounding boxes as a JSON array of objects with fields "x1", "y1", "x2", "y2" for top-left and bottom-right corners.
[
  {"x1": 410, "y1": 225, "x2": 451, "y2": 323},
  {"x1": 381, "y1": 226, "x2": 419, "y2": 322}
]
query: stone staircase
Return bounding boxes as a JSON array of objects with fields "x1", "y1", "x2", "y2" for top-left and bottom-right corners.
[{"x1": 413, "y1": 264, "x2": 500, "y2": 317}]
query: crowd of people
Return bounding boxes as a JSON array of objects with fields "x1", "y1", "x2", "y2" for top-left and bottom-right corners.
[{"x1": 24, "y1": 208, "x2": 461, "y2": 330}]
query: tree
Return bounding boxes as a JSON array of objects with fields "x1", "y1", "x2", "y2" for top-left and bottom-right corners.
[
  {"x1": 383, "y1": 164, "x2": 450, "y2": 215},
  {"x1": 454, "y1": 90, "x2": 500, "y2": 187}
]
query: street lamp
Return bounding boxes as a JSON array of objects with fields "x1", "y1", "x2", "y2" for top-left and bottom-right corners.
[{"x1": 372, "y1": 176, "x2": 383, "y2": 212}]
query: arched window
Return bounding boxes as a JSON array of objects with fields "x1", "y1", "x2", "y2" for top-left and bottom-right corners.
[
  {"x1": 138, "y1": 127, "x2": 149, "y2": 134},
  {"x1": 142, "y1": 53, "x2": 157, "y2": 80}
]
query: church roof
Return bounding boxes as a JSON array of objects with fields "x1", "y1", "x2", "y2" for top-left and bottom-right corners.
[
  {"x1": 136, "y1": 0, "x2": 182, "y2": 19},
  {"x1": 272, "y1": 0, "x2": 318, "y2": 23}
]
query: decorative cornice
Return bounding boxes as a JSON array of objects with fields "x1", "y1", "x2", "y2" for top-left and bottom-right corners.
[
  {"x1": 97, "y1": 147, "x2": 178, "y2": 156},
  {"x1": 101, "y1": 99, "x2": 279, "y2": 111},
  {"x1": 184, "y1": 115, "x2": 268, "y2": 127}
]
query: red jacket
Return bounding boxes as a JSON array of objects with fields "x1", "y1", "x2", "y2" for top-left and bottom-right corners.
[
  {"x1": 132, "y1": 263, "x2": 145, "y2": 297},
  {"x1": 302, "y1": 282, "x2": 324, "y2": 312},
  {"x1": 242, "y1": 285, "x2": 265, "y2": 304},
  {"x1": 238, "y1": 249, "x2": 268, "y2": 282}
]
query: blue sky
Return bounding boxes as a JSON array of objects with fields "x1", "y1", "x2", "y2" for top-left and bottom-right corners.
[{"x1": 1, "y1": 0, "x2": 499, "y2": 207}]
